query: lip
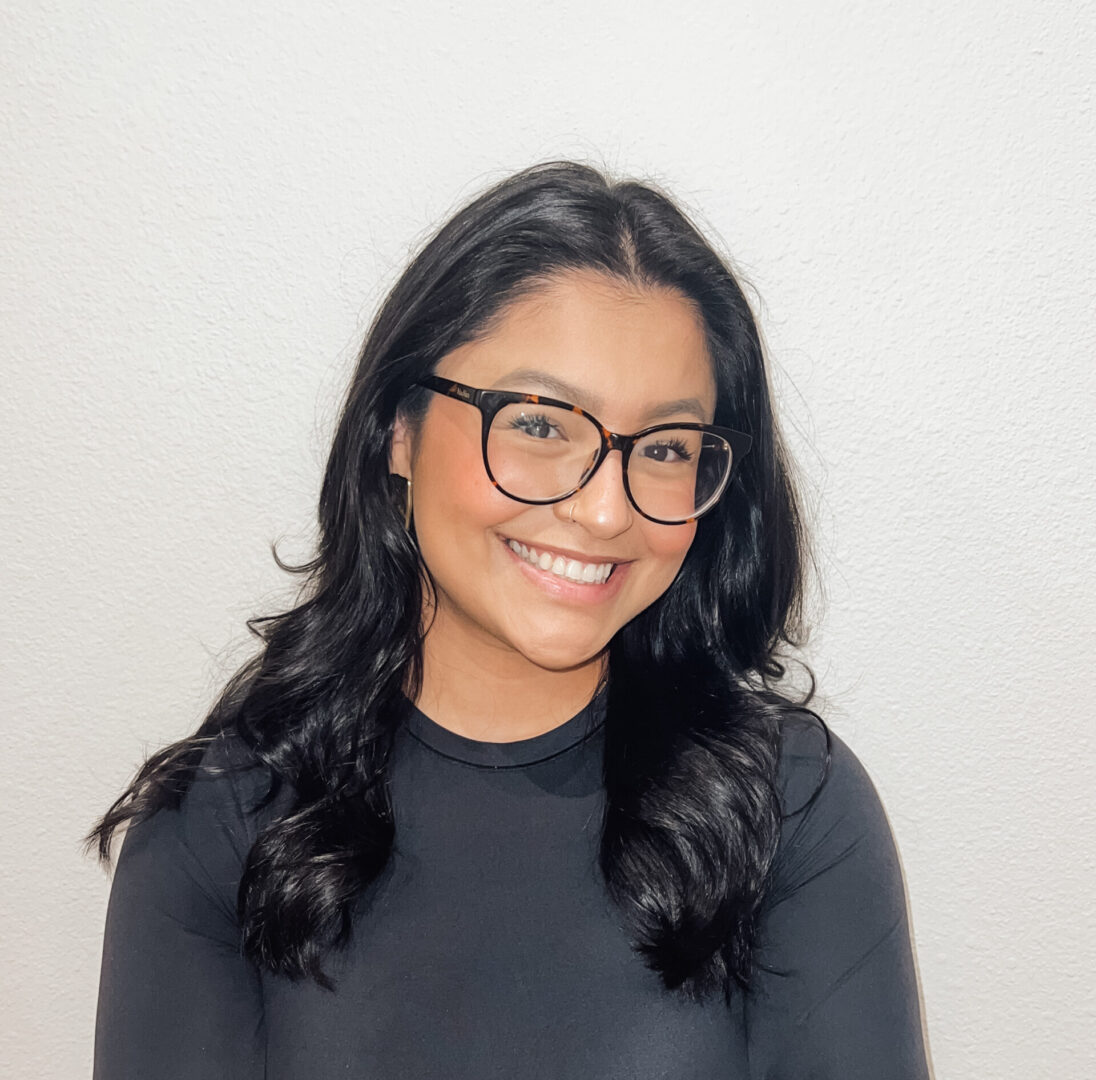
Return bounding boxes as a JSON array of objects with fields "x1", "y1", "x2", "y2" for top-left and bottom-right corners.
[
  {"x1": 499, "y1": 535, "x2": 633, "y2": 566},
  {"x1": 499, "y1": 534, "x2": 632, "y2": 603}
]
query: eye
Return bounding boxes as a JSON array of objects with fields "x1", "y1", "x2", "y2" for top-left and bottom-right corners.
[
  {"x1": 642, "y1": 437, "x2": 694, "y2": 463},
  {"x1": 507, "y1": 412, "x2": 564, "y2": 440}
]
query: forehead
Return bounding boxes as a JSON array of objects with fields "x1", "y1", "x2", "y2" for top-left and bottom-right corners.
[{"x1": 437, "y1": 270, "x2": 717, "y2": 421}]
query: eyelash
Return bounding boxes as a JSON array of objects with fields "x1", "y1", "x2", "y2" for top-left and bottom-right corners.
[
  {"x1": 649, "y1": 437, "x2": 693, "y2": 462},
  {"x1": 508, "y1": 413, "x2": 695, "y2": 462},
  {"x1": 508, "y1": 413, "x2": 562, "y2": 438}
]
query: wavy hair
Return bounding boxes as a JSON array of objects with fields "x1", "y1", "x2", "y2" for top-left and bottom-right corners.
[{"x1": 87, "y1": 161, "x2": 820, "y2": 1004}]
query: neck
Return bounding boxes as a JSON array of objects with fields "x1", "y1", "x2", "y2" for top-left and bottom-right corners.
[{"x1": 409, "y1": 617, "x2": 608, "y2": 744}]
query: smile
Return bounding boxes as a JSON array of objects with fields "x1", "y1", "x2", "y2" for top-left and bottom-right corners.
[{"x1": 505, "y1": 539, "x2": 615, "y2": 585}]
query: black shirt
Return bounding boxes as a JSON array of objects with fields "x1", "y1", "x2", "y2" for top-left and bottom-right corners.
[{"x1": 94, "y1": 688, "x2": 930, "y2": 1078}]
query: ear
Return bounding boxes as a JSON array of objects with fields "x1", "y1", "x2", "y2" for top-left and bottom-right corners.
[{"x1": 388, "y1": 413, "x2": 413, "y2": 479}]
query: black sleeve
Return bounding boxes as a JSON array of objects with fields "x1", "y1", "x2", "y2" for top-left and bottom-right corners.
[
  {"x1": 744, "y1": 718, "x2": 931, "y2": 1080},
  {"x1": 93, "y1": 736, "x2": 267, "y2": 1079}
]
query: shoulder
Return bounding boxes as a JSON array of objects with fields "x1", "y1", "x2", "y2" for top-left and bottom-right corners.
[
  {"x1": 177, "y1": 729, "x2": 280, "y2": 849},
  {"x1": 768, "y1": 711, "x2": 903, "y2": 903},
  {"x1": 746, "y1": 715, "x2": 930, "y2": 1076},
  {"x1": 775, "y1": 711, "x2": 885, "y2": 820},
  {"x1": 118, "y1": 729, "x2": 280, "y2": 877},
  {"x1": 103, "y1": 731, "x2": 280, "y2": 954}
]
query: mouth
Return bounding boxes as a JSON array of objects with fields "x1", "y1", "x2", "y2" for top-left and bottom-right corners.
[{"x1": 498, "y1": 534, "x2": 631, "y2": 598}]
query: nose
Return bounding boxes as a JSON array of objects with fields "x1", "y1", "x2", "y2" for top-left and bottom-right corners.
[{"x1": 555, "y1": 448, "x2": 634, "y2": 535}]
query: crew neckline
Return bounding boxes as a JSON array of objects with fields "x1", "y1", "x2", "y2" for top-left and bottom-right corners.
[{"x1": 403, "y1": 682, "x2": 609, "y2": 769}]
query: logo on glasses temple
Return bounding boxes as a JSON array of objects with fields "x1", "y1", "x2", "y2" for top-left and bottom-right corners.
[{"x1": 453, "y1": 384, "x2": 472, "y2": 399}]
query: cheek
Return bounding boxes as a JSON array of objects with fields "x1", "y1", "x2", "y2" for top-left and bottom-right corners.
[
  {"x1": 415, "y1": 414, "x2": 512, "y2": 531},
  {"x1": 643, "y1": 522, "x2": 698, "y2": 564}
]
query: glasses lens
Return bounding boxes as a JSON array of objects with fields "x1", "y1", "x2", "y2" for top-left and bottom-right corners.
[
  {"x1": 628, "y1": 428, "x2": 733, "y2": 521},
  {"x1": 488, "y1": 402, "x2": 602, "y2": 500},
  {"x1": 487, "y1": 404, "x2": 733, "y2": 521}
]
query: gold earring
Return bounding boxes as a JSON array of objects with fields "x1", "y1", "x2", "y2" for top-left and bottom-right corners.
[{"x1": 404, "y1": 473, "x2": 413, "y2": 530}]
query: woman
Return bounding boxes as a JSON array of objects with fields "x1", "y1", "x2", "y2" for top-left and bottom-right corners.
[{"x1": 89, "y1": 161, "x2": 931, "y2": 1078}]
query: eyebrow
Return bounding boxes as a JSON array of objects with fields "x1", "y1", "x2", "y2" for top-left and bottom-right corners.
[{"x1": 489, "y1": 368, "x2": 710, "y2": 423}]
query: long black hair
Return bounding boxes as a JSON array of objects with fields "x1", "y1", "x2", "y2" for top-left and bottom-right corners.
[{"x1": 87, "y1": 160, "x2": 819, "y2": 1004}]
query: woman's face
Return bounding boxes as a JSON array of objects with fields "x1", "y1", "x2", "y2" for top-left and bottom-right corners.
[{"x1": 389, "y1": 268, "x2": 717, "y2": 676}]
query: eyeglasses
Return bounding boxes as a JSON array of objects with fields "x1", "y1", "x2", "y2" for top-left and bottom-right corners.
[{"x1": 413, "y1": 375, "x2": 751, "y2": 525}]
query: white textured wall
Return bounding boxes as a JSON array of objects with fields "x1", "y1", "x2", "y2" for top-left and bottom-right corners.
[{"x1": 3, "y1": 2, "x2": 1093, "y2": 1075}]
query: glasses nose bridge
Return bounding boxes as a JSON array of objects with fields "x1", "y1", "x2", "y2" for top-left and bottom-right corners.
[
  {"x1": 603, "y1": 428, "x2": 630, "y2": 454},
  {"x1": 577, "y1": 426, "x2": 631, "y2": 492}
]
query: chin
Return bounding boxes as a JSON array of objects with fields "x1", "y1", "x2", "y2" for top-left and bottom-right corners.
[{"x1": 511, "y1": 636, "x2": 608, "y2": 672}]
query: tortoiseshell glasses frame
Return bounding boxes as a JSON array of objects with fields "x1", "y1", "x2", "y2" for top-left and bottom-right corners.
[{"x1": 413, "y1": 375, "x2": 752, "y2": 525}]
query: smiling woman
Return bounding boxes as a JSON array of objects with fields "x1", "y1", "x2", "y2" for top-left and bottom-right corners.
[
  {"x1": 87, "y1": 162, "x2": 931, "y2": 1078},
  {"x1": 388, "y1": 272, "x2": 726, "y2": 735}
]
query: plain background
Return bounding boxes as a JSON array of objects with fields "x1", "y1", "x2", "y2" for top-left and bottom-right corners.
[{"x1": 3, "y1": 2, "x2": 1093, "y2": 1076}]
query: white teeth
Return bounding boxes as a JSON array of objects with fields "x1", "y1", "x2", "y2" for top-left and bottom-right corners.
[{"x1": 507, "y1": 539, "x2": 613, "y2": 585}]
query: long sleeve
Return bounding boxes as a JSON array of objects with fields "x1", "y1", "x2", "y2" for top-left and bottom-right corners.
[
  {"x1": 744, "y1": 719, "x2": 931, "y2": 1080},
  {"x1": 93, "y1": 736, "x2": 267, "y2": 1079}
]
